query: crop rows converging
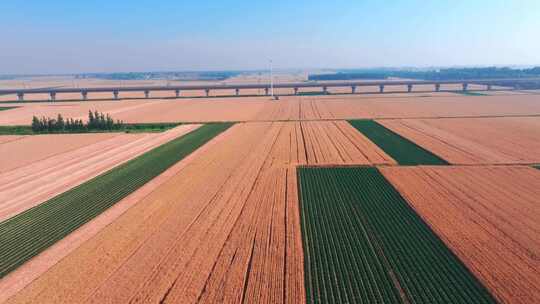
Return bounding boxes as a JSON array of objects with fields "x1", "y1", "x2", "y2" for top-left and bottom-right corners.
[
  {"x1": 298, "y1": 166, "x2": 495, "y2": 303},
  {"x1": 348, "y1": 120, "x2": 448, "y2": 165},
  {"x1": 0, "y1": 123, "x2": 232, "y2": 278}
]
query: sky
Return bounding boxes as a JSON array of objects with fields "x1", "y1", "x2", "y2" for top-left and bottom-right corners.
[{"x1": 1, "y1": 0, "x2": 540, "y2": 74}]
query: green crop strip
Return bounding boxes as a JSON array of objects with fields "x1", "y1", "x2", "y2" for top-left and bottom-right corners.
[
  {"x1": 456, "y1": 91, "x2": 488, "y2": 96},
  {"x1": 298, "y1": 166, "x2": 495, "y2": 304},
  {"x1": 0, "y1": 123, "x2": 233, "y2": 278},
  {"x1": 0, "y1": 122, "x2": 182, "y2": 135},
  {"x1": 348, "y1": 120, "x2": 448, "y2": 165}
]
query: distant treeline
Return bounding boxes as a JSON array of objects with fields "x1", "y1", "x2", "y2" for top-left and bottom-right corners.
[
  {"x1": 31, "y1": 110, "x2": 124, "y2": 133},
  {"x1": 77, "y1": 71, "x2": 242, "y2": 81},
  {"x1": 308, "y1": 67, "x2": 540, "y2": 81}
]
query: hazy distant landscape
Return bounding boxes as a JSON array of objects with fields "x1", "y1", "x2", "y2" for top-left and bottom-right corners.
[{"x1": 1, "y1": 1, "x2": 539, "y2": 303}]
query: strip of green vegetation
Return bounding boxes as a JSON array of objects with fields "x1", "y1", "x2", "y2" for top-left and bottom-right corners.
[
  {"x1": 298, "y1": 166, "x2": 496, "y2": 304},
  {"x1": 0, "y1": 106, "x2": 17, "y2": 111},
  {"x1": 0, "y1": 123, "x2": 181, "y2": 135},
  {"x1": 348, "y1": 120, "x2": 448, "y2": 165},
  {"x1": 457, "y1": 91, "x2": 488, "y2": 96},
  {"x1": 297, "y1": 91, "x2": 330, "y2": 96},
  {"x1": 0, "y1": 123, "x2": 232, "y2": 278}
]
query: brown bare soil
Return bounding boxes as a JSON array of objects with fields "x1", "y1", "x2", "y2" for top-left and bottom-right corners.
[
  {"x1": 379, "y1": 117, "x2": 540, "y2": 164},
  {"x1": 4, "y1": 121, "x2": 393, "y2": 303},
  {"x1": 0, "y1": 125, "x2": 201, "y2": 221},
  {"x1": 381, "y1": 166, "x2": 540, "y2": 304},
  {"x1": 0, "y1": 133, "x2": 120, "y2": 172},
  {"x1": 0, "y1": 123, "x2": 218, "y2": 303},
  {"x1": 3, "y1": 94, "x2": 540, "y2": 125}
]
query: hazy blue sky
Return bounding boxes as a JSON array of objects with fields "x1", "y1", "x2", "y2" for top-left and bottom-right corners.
[{"x1": 1, "y1": 0, "x2": 540, "y2": 74}]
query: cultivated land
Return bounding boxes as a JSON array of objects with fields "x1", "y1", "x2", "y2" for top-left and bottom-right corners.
[
  {"x1": 299, "y1": 167, "x2": 495, "y2": 304},
  {"x1": 381, "y1": 166, "x2": 540, "y2": 304},
  {"x1": 378, "y1": 116, "x2": 540, "y2": 164},
  {"x1": 1, "y1": 87, "x2": 539, "y2": 303},
  {"x1": 0, "y1": 133, "x2": 119, "y2": 172},
  {"x1": 3, "y1": 94, "x2": 540, "y2": 125},
  {"x1": 0, "y1": 125, "x2": 200, "y2": 221}
]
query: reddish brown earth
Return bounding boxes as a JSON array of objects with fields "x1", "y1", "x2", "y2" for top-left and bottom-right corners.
[
  {"x1": 0, "y1": 133, "x2": 119, "y2": 172},
  {"x1": 0, "y1": 125, "x2": 201, "y2": 221},
  {"x1": 381, "y1": 166, "x2": 540, "y2": 304},
  {"x1": 379, "y1": 117, "x2": 540, "y2": 164},
  {"x1": 3, "y1": 94, "x2": 540, "y2": 125},
  {"x1": 4, "y1": 121, "x2": 393, "y2": 303}
]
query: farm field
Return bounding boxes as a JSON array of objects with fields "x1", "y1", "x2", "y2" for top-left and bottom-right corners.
[
  {"x1": 298, "y1": 166, "x2": 495, "y2": 303},
  {"x1": 0, "y1": 123, "x2": 230, "y2": 279},
  {"x1": 2, "y1": 93, "x2": 540, "y2": 125},
  {"x1": 2, "y1": 121, "x2": 397, "y2": 303},
  {"x1": 0, "y1": 125, "x2": 200, "y2": 221},
  {"x1": 348, "y1": 120, "x2": 448, "y2": 165},
  {"x1": 381, "y1": 166, "x2": 540, "y2": 303},
  {"x1": 378, "y1": 116, "x2": 540, "y2": 164},
  {"x1": 0, "y1": 133, "x2": 119, "y2": 172},
  {"x1": 0, "y1": 90, "x2": 539, "y2": 304}
]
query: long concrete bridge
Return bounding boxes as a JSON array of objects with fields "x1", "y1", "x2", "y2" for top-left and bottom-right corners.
[{"x1": 2, "y1": 78, "x2": 540, "y2": 101}]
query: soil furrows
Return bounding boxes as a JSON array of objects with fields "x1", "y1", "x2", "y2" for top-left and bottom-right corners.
[
  {"x1": 194, "y1": 167, "x2": 276, "y2": 303},
  {"x1": 381, "y1": 166, "x2": 540, "y2": 304},
  {"x1": 129, "y1": 123, "x2": 283, "y2": 304},
  {"x1": 379, "y1": 119, "x2": 506, "y2": 164},
  {"x1": 242, "y1": 170, "x2": 286, "y2": 303},
  {"x1": 196, "y1": 135, "x2": 303, "y2": 303},
  {"x1": 379, "y1": 117, "x2": 540, "y2": 164},
  {"x1": 284, "y1": 167, "x2": 306, "y2": 304},
  {"x1": 426, "y1": 167, "x2": 540, "y2": 254},
  {"x1": 4, "y1": 123, "x2": 262, "y2": 303},
  {"x1": 0, "y1": 125, "x2": 201, "y2": 221},
  {"x1": 0, "y1": 136, "x2": 25, "y2": 145},
  {"x1": 302, "y1": 122, "x2": 344, "y2": 164},
  {"x1": 300, "y1": 121, "x2": 396, "y2": 165},
  {"x1": 82, "y1": 123, "x2": 278, "y2": 304},
  {"x1": 0, "y1": 133, "x2": 120, "y2": 173},
  {"x1": 333, "y1": 121, "x2": 396, "y2": 165}
]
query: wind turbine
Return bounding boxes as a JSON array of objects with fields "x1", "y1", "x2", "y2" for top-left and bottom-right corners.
[{"x1": 270, "y1": 59, "x2": 275, "y2": 99}]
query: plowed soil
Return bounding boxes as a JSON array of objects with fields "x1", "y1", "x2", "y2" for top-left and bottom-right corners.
[
  {"x1": 3, "y1": 94, "x2": 540, "y2": 125},
  {"x1": 4, "y1": 121, "x2": 393, "y2": 303},
  {"x1": 0, "y1": 125, "x2": 201, "y2": 221},
  {"x1": 381, "y1": 166, "x2": 540, "y2": 304},
  {"x1": 0, "y1": 133, "x2": 119, "y2": 172},
  {"x1": 378, "y1": 117, "x2": 540, "y2": 164}
]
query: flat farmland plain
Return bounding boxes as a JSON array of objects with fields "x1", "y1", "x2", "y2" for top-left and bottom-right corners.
[
  {"x1": 379, "y1": 117, "x2": 540, "y2": 164},
  {"x1": 0, "y1": 133, "x2": 119, "y2": 172},
  {"x1": 4, "y1": 121, "x2": 395, "y2": 303},
  {"x1": 381, "y1": 166, "x2": 540, "y2": 304},
  {"x1": 3, "y1": 93, "x2": 540, "y2": 125},
  {"x1": 0, "y1": 125, "x2": 200, "y2": 221}
]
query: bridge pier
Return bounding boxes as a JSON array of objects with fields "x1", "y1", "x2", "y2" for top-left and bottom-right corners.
[
  {"x1": 462, "y1": 83, "x2": 468, "y2": 91},
  {"x1": 435, "y1": 84, "x2": 441, "y2": 92},
  {"x1": 113, "y1": 90, "x2": 119, "y2": 100},
  {"x1": 81, "y1": 91, "x2": 88, "y2": 101},
  {"x1": 205, "y1": 89, "x2": 210, "y2": 97},
  {"x1": 17, "y1": 92, "x2": 24, "y2": 101},
  {"x1": 235, "y1": 88, "x2": 240, "y2": 96},
  {"x1": 144, "y1": 90, "x2": 150, "y2": 99},
  {"x1": 264, "y1": 88, "x2": 269, "y2": 96},
  {"x1": 407, "y1": 84, "x2": 413, "y2": 93},
  {"x1": 379, "y1": 85, "x2": 385, "y2": 93},
  {"x1": 175, "y1": 89, "x2": 180, "y2": 98},
  {"x1": 351, "y1": 86, "x2": 356, "y2": 94},
  {"x1": 50, "y1": 92, "x2": 56, "y2": 101},
  {"x1": 294, "y1": 87, "x2": 298, "y2": 95}
]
